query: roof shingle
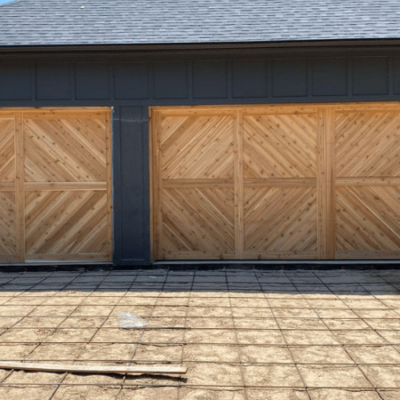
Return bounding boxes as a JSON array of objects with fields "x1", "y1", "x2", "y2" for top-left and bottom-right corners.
[{"x1": 1, "y1": 0, "x2": 400, "y2": 47}]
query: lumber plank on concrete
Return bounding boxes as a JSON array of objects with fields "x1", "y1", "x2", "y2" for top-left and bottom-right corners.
[{"x1": 0, "y1": 361, "x2": 187, "y2": 375}]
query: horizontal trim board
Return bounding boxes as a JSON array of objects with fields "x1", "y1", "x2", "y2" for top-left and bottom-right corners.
[
  {"x1": 153, "y1": 111, "x2": 237, "y2": 118},
  {"x1": 152, "y1": 101, "x2": 400, "y2": 114},
  {"x1": 0, "y1": 256, "x2": 19, "y2": 263},
  {"x1": 244, "y1": 178, "x2": 316, "y2": 187},
  {"x1": 151, "y1": 105, "x2": 319, "y2": 114},
  {"x1": 24, "y1": 182, "x2": 108, "y2": 191},
  {"x1": 243, "y1": 252, "x2": 318, "y2": 259},
  {"x1": 162, "y1": 178, "x2": 316, "y2": 188},
  {"x1": 0, "y1": 112, "x2": 16, "y2": 119},
  {"x1": 336, "y1": 251, "x2": 400, "y2": 259},
  {"x1": 0, "y1": 183, "x2": 15, "y2": 192},
  {"x1": 153, "y1": 260, "x2": 400, "y2": 266},
  {"x1": 22, "y1": 111, "x2": 108, "y2": 120},
  {"x1": 336, "y1": 177, "x2": 400, "y2": 186},
  {"x1": 161, "y1": 252, "x2": 237, "y2": 260},
  {"x1": 26, "y1": 254, "x2": 111, "y2": 261},
  {"x1": 163, "y1": 179, "x2": 233, "y2": 188},
  {"x1": 0, "y1": 262, "x2": 112, "y2": 267},
  {"x1": 0, "y1": 107, "x2": 110, "y2": 113}
]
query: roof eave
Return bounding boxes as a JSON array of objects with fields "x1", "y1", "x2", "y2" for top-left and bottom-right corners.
[{"x1": 2, "y1": 38, "x2": 400, "y2": 54}]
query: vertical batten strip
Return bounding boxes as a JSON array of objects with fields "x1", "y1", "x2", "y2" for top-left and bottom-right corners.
[
  {"x1": 234, "y1": 111, "x2": 244, "y2": 258},
  {"x1": 105, "y1": 110, "x2": 113, "y2": 262},
  {"x1": 316, "y1": 108, "x2": 327, "y2": 259},
  {"x1": 326, "y1": 108, "x2": 336, "y2": 259},
  {"x1": 152, "y1": 111, "x2": 162, "y2": 260},
  {"x1": 317, "y1": 107, "x2": 336, "y2": 259},
  {"x1": 15, "y1": 112, "x2": 25, "y2": 263}
]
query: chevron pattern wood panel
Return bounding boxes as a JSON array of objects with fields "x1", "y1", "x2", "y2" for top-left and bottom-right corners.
[
  {"x1": 0, "y1": 119, "x2": 15, "y2": 183},
  {"x1": 0, "y1": 109, "x2": 112, "y2": 264},
  {"x1": 242, "y1": 111, "x2": 318, "y2": 259},
  {"x1": 160, "y1": 115, "x2": 234, "y2": 180},
  {"x1": 336, "y1": 111, "x2": 400, "y2": 177},
  {"x1": 24, "y1": 115, "x2": 107, "y2": 182},
  {"x1": 153, "y1": 111, "x2": 236, "y2": 260},
  {"x1": 160, "y1": 188, "x2": 235, "y2": 259},
  {"x1": 243, "y1": 187, "x2": 318, "y2": 258},
  {"x1": 243, "y1": 113, "x2": 317, "y2": 179},
  {"x1": 25, "y1": 191, "x2": 110, "y2": 258},
  {"x1": 336, "y1": 186, "x2": 400, "y2": 259}
]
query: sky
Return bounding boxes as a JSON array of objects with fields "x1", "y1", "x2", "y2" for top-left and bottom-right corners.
[{"x1": 0, "y1": 0, "x2": 13, "y2": 3}]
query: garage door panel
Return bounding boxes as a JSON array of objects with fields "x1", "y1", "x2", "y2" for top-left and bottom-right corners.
[
  {"x1": 25, "y1": 190, "x2": 109, "y2": 258},
  {"x1": 159, "y1": 187, "x2": 235, "y2": 259},
  {"x1": 0, "y1": 108, "x2": 112, "y2": 264},
  {"x1": 336, "y1": 111, "x2": 400, "y2": 177},
  {"x1": 243, "y1": 114, "x2": 317, "y2": 179},
  {"x1": 152, "y1": 104, "x2": 400, "y2": 261},
  {"x1": 161, "y1": 115, "x2": 235, "y2": 180},
  {"x1": 24, "y1": 116, "x2": 107, "y2": 183},
  {"x1": 336, "y1": 186, "x2": 400, "y2": 258},
  {"x1": 242, "y1": 111, "x2": 318, "y2": 259},
  {"x1": 0, "y1": 119, "x2": 15, "y2": 183},
  {"x1": 244, "y1": 187, "x2": 317, "y2": 256},
  {"x1": 153, "y1": 107, "x2": 320, "y2": 260}
]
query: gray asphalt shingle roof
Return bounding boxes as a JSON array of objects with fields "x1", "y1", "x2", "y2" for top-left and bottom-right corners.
[{"x1": 1, "y1": 0, "x2": 400, "y2": 47}]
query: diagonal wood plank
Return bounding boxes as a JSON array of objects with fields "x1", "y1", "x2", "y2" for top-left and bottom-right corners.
[
  {"x1": 25, "y1": 190, "x2": 109, "y2": 256},
  {"x1": 0, "y1": 192, "x2": 17, "y2": 256},
  {"x1": 160, "y1": 188, "x2": 235, "y2": 259},
  {"x1": 336, "y1": 111, "x2": 400, "y2": 177},
  {"x1": 161, "y1": 116, "x2": 235, "y2": 180},
  {"x1": 24, "y1": 117, "x2": 107, "y2": 182},
  {"x1": 336, "y1": 186, "x2": 400, "y2": 255},
  {"x1": 243, "y1": 113, "x2": 317, "y2": 179},
  {"x1": 244, "y1": 187, "x2": 317, "y2": 254},
  {"x1": 0, "y1": 119, "x2": 15, "y2": 183}
]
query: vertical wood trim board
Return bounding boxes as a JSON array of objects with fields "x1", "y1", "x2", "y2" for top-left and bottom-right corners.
[
  {"x1": 234, "y1": 111, "x2": 244, "y2": 258},
  {"x1": 316, "y1": 108, "x2": 327, "y2": 259},
  {"x1": 0, "y1": 108, "x2": 113, "y2": 264},
  {"x1": 151, "y1": 103, "x2": 400, "y2": 261},
  {"x1": 152, "y1": 111, "x2": 163, "y2": 261},
  {"x1": 326, "y1": 108, "x2": 336, "y2": 259},
  {"x1": 105, "y1": 111, "x2": 114, "y2": 261},
  {"x1": 15, "y1": 113, "x2": 25, "y2": 263},
  {"x1": 0, "y1": 113, "x2": 18, "y2": 263}
]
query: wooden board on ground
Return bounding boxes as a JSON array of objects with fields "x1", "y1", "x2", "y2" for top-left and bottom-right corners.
[{"x1": 0, "y1": 361, "x2": 187, "y2": 375}]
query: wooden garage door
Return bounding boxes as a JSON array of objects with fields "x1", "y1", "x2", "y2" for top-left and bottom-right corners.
[
  {"x1": 151, "y1": 103, "x2": 400, "y2": 260},
  {"x1": 0, "y1": 109, "x2": 112, "y2": 264}
]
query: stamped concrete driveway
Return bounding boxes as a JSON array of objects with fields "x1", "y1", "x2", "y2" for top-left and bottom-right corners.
[{"x1": 0, "y1": 267, "x2": 399, "y2": 400}]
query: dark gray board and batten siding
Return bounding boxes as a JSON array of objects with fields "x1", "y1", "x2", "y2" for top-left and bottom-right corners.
[{"x1": 0, "y1": 51, "x2": 399, "y2": 265}]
